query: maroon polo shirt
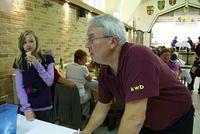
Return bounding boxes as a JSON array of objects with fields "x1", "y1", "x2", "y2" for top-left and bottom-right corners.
[{"x1": 98, "y1": 43, "x2": 192, "y2": 130}]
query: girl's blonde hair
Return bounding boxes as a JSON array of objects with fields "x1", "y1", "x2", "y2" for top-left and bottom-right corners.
[{"x1": 15, "y1": 30, "x2": 45, "y2": 71}]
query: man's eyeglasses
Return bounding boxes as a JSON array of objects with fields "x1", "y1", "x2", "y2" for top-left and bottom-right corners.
[{"x1": 87, "y1": 36, "x2": 113, "y2": 44}]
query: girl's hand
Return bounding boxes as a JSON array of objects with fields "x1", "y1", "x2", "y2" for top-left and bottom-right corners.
[
  {"x1": 25, "y1": 110, "x2": 35, "y2": 121},
  {"x1": 25, "y1": 52, "x2": 38, "y2": 65}
]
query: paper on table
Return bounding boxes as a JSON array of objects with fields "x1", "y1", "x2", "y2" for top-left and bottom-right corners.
[{"x1": 17, "y1": 114, "x2": 75, "y2": 134}]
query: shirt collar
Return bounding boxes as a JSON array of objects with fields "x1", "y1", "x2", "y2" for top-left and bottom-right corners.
[{"x1": 117, "y1": 42, "x2": 128, "y2": 74}]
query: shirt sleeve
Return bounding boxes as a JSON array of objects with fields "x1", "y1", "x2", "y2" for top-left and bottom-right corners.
[
  {"x1": 170, "y1": 62, "x2": 180, "y2": 73},
  {"x1": 82, "y1": 65, "x2": 90, "y2": 78},
  {"x1": 33, "y1": 61, "x2": 54, "y2": 86},
  {"x1": 124, "y1": 60, "x2": 160, "y2": 102},
  {"x1": 15, "y1": 69, "x2": 31, "y2": 112}
]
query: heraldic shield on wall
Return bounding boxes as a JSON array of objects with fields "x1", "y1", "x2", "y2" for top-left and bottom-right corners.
[
  {"x1": 158, "y1": 0, "x2": 165, "y2": 10},
  {"x1": 169, "y1": 0, "x2": 176, "y2": 6},
  {"x1": 147, "y1": 6, "x2": 154, "y2": 15}
]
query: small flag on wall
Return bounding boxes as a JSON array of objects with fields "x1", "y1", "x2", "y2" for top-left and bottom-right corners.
[
  {"x1": 147, "y1": 6, "x2": 154, "y2": 15},
  {"x1": 158, "y1": 0, "x2": 165, "y2": 10},
  {"x1": 169, "y1": 0, "x2": 176, "y2": 6}
]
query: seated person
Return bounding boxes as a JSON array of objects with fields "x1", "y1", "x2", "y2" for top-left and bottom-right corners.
[
  {"x1": 170, "y1": 53, "x2": 182, "y2": 77},
  {"x1": 160, "y1": 48, "x2": 181, "y2": 78},
  {"x1": 188, "y1": 56, "x2": 200, "y2": 93},
  {"x1": 152, "y1": 47, "x2": 160, "y2": 56},
  {"x1": 171, "y1": 53, "x2": 192, "y2": 84},
  {"x1": 85, "y1": 60, "x2": 95, "y2": 72},
  {"x1": 66, "y1": 49, "x2": 92, "y2": 117},
  {"x1": 43, "y1": 49, "x2": 77, "y2": 101}
]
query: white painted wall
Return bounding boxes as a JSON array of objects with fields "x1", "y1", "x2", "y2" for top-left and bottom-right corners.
[
  {"x1": 132, "y1": 0, "x2": 186, "y2": 32},
  {"x1": 82, "y1": 0, "x2": 106, "y2": 11},
  {"x1": 119, "y1": 0, "x2": 142, "y2": 24},
  {"x1": 131, "y1": 0, "x2": 200, "y2": 47},
  {"x1": 189, "y1": 0, "x2": 200, "y2": 5}
]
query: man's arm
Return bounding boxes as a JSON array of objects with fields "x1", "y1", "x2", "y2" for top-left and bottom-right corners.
[
  {"x1": 117, "y1": 98, "x2": 148, "y2": 134},
  {"x1": 83, "y1": 101, "x2": 111, "y2": 134}
]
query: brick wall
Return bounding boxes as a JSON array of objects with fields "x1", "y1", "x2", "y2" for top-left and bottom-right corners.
[{"x1": 0, "y1": 0, "x2": 133, "y2": 103}]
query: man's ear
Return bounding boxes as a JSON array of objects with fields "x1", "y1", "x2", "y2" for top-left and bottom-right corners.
[{"x1": 110, "y1": 36, "x2": 118, "y2": 49}]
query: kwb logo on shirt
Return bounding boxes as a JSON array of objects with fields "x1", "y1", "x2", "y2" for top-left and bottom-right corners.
[{"x1": 130, "y1": 85, "x2": 144, "y2": 91}]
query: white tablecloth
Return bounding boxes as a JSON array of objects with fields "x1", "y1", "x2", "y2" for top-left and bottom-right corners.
[
  {"x1": 17, "y1": 114, "x2": 76, "y2": 134},
  {"x1": 175, "y1": 41, "x2": 191, "y2": 48}
]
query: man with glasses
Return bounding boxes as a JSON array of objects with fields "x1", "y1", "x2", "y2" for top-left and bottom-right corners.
[{"x1": 81, "y1": 14, "x2": 194, "y2": 134}]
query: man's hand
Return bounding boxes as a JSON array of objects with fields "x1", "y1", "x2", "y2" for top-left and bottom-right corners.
[
  {"x1": 83, "y1": 101, "x2": 111, "y2": 133},
  {"x1": 25, "y1": 110, "x2": 35, "y2": 121}
]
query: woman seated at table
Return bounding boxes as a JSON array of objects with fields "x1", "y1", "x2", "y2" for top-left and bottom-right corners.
[
  {"x1": 65, "y1": 49, "x2": 92, "y2": 118},
  {"x1": 188, "y1": 56, "x2": 200, "y2": 93},
  {"x1": 43, "y1": 49, "x2": 77, "y2": 101},
  {"x1": 160, "y1": 48, "x2": 181, "y2": 78}
]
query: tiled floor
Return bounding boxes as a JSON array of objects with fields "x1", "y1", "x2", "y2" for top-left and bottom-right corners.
[{"x1": 94, "y1": 77, "x2": 200, "y2": 134}]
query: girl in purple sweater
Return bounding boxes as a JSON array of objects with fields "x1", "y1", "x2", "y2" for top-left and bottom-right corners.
[{"x1": 13, "y1": 30, "x2": 54, "y2": 122}]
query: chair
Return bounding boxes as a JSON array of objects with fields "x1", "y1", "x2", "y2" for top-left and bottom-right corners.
[{"x1": 53, "y1": 83, "x2": 82, "y2": 129}]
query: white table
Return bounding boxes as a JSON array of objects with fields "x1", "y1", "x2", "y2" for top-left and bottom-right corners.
[{"x1": 17, "y1": 114, "x2": 76, "y2": 134}]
